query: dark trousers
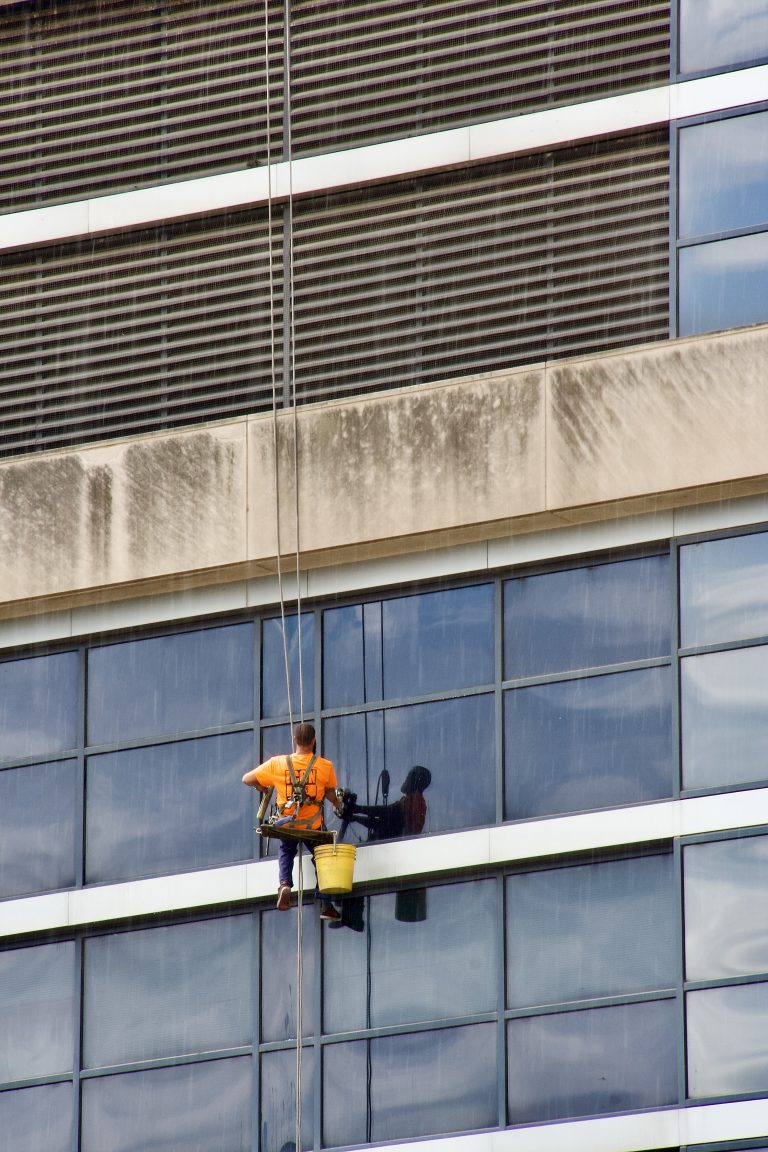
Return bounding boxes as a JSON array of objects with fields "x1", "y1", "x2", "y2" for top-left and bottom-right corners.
[{"x1": 277, "y1": 838, "x2": 322, "y2": 899}]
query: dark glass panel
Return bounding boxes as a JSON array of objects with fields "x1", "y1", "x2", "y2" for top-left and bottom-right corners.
[
  {"x1": 322, "y1": 711, "x2": 384, "y2": 805},
  {"x1": 505, "y1": 667, "x2": 672, "y2": 820},
  {"x1": 323, "y1": 1024, "x2": 496, "y2": 1147},
  {"x1": 88, "y1": 624, "x2": 253, "y2": 744},
  {"x1": 86, "y1": 731, "x2": 253, "y2": 883},
  {"x1": 81, "y1": 1057, "x2": 251, "y2": 1152},
  {"x1": 324, "y1": 879, "x2": 497, "y2": 1034},
  {"x1": 0, "y1": 1083, "x2": 73, "y2": 1152},
  {"x1": 687, "y1": 982, "x2": 768, "y2": 1097},
  {"x1": 0, "y1": 941, "x2": 75, "y2": 1082},
  {"x1": 381, "y1": 585, "x2": 494, "y2": 699},
  {"x1": 0, "y1": 760, "x2": 76, "y2": 899},
  {"x1": 261, "y1": 724, "x2": 292, "y2": 760},
  {"x1": 262, "y1": 613, "x2": 314, "y2": 719},
  {"x1": 507, "y1": 1001, "x2": 677, "y2": 1124},
  {"x1": 681, "y1": 644, "x2": 768, "y2": 790},
  {"x1": 680, "y1": 530, "x2": 768, "y2": 647},
  {"x1": 504, "y1": 555, "x2": 670, "y2": 679},
  {"x1": 679, "y1": 112, "x2": 768, "y2": 239},
  {"x1": 684, "y1": 835, "x2": 768, "y2": 981},
  {"x1": 0, "y1": 651, "x2": 78, "y2": 760},
  {"x1": 507, "y1": 855, "x2": 675, "y2": 1009},
  {"x1": 679, "y1": 232, "x2": 768, "y2": 337},
  {"x1": 83, "y1": 916, "x2": 252, "y2": 1069},
  {"x1": 261, "y1": 1046, "x2": 314, "y2": 1152},
  {"x1": 261, "y1": 907, "x2": 317, "y2": 1043},
  {"x1": 680, "y1": 0, "x2": 768, "y2": 74},
  {"x1": 322, "y1": 603, "x2": 364, "y2": 708}
]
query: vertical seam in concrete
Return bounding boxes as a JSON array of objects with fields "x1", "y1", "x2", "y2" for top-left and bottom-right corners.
[{"x1": 543, "y1": 360, "x2": 549, "y2": 514}]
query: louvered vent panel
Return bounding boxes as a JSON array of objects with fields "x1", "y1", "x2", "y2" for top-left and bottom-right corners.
[
  {"x1": 0, "y1": 212, "x2": 283, "y2": 457},
  {"x1": 290, "y1": 0, "x2": 671, "y2": 155},
  {"x1": 291, "y1": 131, "x2": 670, "y2": 403},
  {"x1": 0, "y1": 0, "x2": 283, "y2": 214}
]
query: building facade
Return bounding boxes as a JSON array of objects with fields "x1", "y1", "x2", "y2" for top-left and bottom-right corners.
[{"x1": 2, "y1": 2, "x2": 768, "y2": 1151}]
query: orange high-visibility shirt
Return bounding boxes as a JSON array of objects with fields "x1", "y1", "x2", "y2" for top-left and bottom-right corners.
[{"x1": 254, "y1": 752, "x2": 337, "y2": 831}]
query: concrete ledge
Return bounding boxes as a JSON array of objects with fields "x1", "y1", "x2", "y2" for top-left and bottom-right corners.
[{"x1": 0, "y1": 324, "x2": 766, "y2": 618}]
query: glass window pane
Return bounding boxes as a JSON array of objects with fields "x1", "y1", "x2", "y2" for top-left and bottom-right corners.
[
  {"x1": 81, "y1": 1056, "x2": 251, "y2": 1152},
  {"x1": 679, "y1": 113, "x2": 768, "y2": 239},
  {"x1": 324, "y1": 879, "x2": 498, "y2": 1034},
  {"x1": 86, "y1": 731, "x2": 254, "y2": 884},
  {"x1": 680, "y1": 530, "x2": 768, "y2": 647},
  {"x1": 679, "y1": 232, "x2": 768, "y2": 338},
  {"x1": 684, "y1": 835, "x2": 768, "y2": 981},
  {"x1": 262, "y1": 614, "x2": 314, "y2": 719},
  {"x1": 381, "y1": 585, "x2": 494, "y2": 700},
  {"x1": 504, "y1": 555, "x2": 670, "y2": 679},
  {"x1": 507, "y1": 855, "x2": 675, "y2": 1009},
  {"x1": 83, "y1": 916, "x2": 252, "y2": 1068},
  {"x1": 0, "y1": 1084, "x2": 73, "y2": 1152},
  {"x1": 0, "y1": 942, "x2": 75, "y2": 1082},
  {"x1": 261, "y1": 1046, "x2": 314, "y2": 1152},
  {"x1": 323, "y1": 604, "x2": 364, "y2": 708},
  {"x1": 0, "y1": 652, "x2": 78, "y2": 760},
  {"x1": 261, "y1": 908, "x2": 317, "y2": 1043},
  {"x1": 681, "y1": 645, "x2": 768, "y2": 790},
  {"x1": 0, "y1": 760, "x2": 76, "y2": 900},
  {"x1": 507, "y1": 1001, "x2": 676, "y2": 1125},
  {"x1": 505, "y1": 667, "x2": 672, "y2": 820},
  {"x1": 687, "y1": 983, "x2": 768, "y2": 1097},
  {"x1": 88, "y1": 624, "x2": 253, "y2": 745},
  {"x1": 680, "y1": 0, "x2": 768, "y2": 74},
  {"x1": 323, "y1": 1024, "x2": 497, "y2": 1147},
  {"x1": 322, "y1": 712, "x2": 382, "y2": 806}
]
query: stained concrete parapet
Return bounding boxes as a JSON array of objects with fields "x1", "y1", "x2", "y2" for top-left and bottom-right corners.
[{"x1": 0, "y1": 324, "x2": 766, "y2": 617}]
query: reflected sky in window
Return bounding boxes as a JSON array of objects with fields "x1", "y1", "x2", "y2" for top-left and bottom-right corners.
[
  {"x1": 0, "y1": 941, "x2": 75, "y2": 1083},
  {"x1": 679, "y1": 112, "x2": 768, "y2": 239},
  {"x1": 678, "y1": 232, "x2": 768, "y2": 337},
  {"x1": 680, "y1": 0, "x2": 768, "y2": 73},
  {"x1": 0, "y1": 651, "x2": 78, "y2": 761},
  {"x1": 681, "y1": 644, "x2": 768, "y2": 789},
  {"x1": 262, "y1": 613, "x2": 314, "y2": 720},
  {"x1": 687, "y1": 982, "x2": 768, "y2": 1097},
  {"x1": 0, "y1": 1083, "x2": 73, "y2": 1152},
  {"x1": 680, "y1": 530, "x2": 768, "y2": 647},
  {"x1": 685, "y1": 835, "x2": 768, "y2": 981},
  {"x1": 0, "y1": 760, "x2": 76, "y2": 900}
]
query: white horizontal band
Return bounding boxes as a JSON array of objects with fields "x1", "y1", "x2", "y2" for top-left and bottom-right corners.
[{"x1": 1, "y1": 66, "x2": 767, "y2": 254}]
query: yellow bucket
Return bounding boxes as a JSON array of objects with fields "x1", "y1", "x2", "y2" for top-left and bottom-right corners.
[{"x1": 314, "y1": 843, "x2": 356, "y2": 894}]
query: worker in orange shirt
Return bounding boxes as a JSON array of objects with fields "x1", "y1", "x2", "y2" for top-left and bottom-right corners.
[{"x1": 243, "y1": 722, "x2": 342, "y2": 921}]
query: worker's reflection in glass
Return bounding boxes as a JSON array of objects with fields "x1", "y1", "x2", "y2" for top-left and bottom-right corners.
[{"x1": 332, "y1": 765, "x2": 431, "y2": 930}]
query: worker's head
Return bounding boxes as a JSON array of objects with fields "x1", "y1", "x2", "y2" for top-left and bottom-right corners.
[
  {"x1": 293, "y1": 722, "x2": 317, "y2": 752},
  {"x1": 401, "y1": 765, "x2": 431, "y2": 794}
]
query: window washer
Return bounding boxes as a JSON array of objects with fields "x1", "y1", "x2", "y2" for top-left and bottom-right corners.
[{"x1": 243, "y1": 722, "x2": 342, "y2": 921}]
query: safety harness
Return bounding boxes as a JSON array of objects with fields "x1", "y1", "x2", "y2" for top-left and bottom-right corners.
[{"x1": 276, "y1": 754, "x2": 322, "y2": 830}]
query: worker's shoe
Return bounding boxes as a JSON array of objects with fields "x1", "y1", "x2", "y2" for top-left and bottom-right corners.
[
  {"x1": 320, "y1": 903, "x2": 341, "y2": 922},
  {"x1": 276, "y1": 885, "x2": 292, "y2": 912}
]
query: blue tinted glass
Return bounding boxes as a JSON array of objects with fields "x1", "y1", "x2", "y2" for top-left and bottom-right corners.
[
  {"x1": 322, "y1": 711, "x2": 382, "y2": 804},
  {"x1": 382, "y1": 585, "x2": 494, "y2": 699},
  {"x1": 504, "y1": 555, "x2": 670, "y2": 678},
  {"x1": 261, "y1": 1047, "x2": 314, "y2": 1152},
  {"x1": 679, "y1": 113, "x2": 768, "y2": 239},
  {"x1": 86, "y1": 731, "x2": 253, "y2": 883},
  {"x1": 679, "y1": 232, "x2": 768, "y2": 337},
  {"x1": 505, "y1": 667, "x2": 672, "y2": 820},
  {"x1": 687, "y1": 983, "x2": 768, "y2": 1097},
  {"x1": 0, "y1": 1084, "x2": 73, "y2": 1152},
  {"x1": 685, "y1": 835, "x2": 768, "y2": 981},
  {"x1": 507, "y1": 855, "x2": 675, "y2": 1008},
  {"x1": 0, "y1": 941, "x2": 75, "y2": 1082},
  {"x1": 261, "y1": 907, "x2": 317, "y2": 1043},
  {"x1": 680, "y1": 530, "x2": 768, "y2": 647},
  {"x1": 323, "y1": 1024, "x2": 496, "y2": 1147},
  {"x1": 324, "y1": 879, "x2": 497, "y2": 1034},
  {"x1": 83, "y1": 916, "x2": 253, "y2": 1068},
  {"x1": 88, "y1": 624, "x2": 253, "y2": 744},
  {"x1": 681, "y1": 645, "x2": 768, "y2": 790},
  {"x1": 383, "y1": 694, "x2": 495, "y2": 834},
  {"x1": 507, "y1": 1000, "x2": 676, "y2": 1124},
  {"x1": 81, "y1": 1057, "x2": 251, "y2": 1152},
  {"x1": 262, "y1": 613, "x2": 314, "y2": 719},
  {"x1": 323, "y1": 601, "x2": 383, "y2": 708},
  {"x1": 0, "y1": 760, "x2": 76, "y2": 899},
  {"x1": 0, "y1": 652, "x2": 78, "y2": 760},
  {"x1": 260, "y1": 724, "x2": 291, "y2": 760},
  {"x1": 680, "y1": 0, "x2": 768, "y2": 73}
]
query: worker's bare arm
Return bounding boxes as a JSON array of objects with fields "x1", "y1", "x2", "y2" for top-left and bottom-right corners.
[{"x1": 242, "y1": 767, "x2": 266, "y2": 788}]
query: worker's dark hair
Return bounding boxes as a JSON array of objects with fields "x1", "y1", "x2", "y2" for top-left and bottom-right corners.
[
  {"x1": 401, "y1": 765, "x2": 431, "y2": 794},
  {"x1": 293, "y1": 722, "x2": 316, "y2": 748}
]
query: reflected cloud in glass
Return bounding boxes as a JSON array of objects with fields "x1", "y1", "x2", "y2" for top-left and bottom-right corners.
[
  {"x1": 680, "y1": 0, "x2": 768, "y2": 73},
  {"x1": 0, "y1": 941, "x2": 75, "y2": 1083},
  {"x1": 685, "y1": 835, "x2": 768, "y2": 981},
  {"x1": 687, "y1": 982, "x2": 768, "y2": 1097},
  {"x1": 679, "y1": 112, "x2": 768, "y2": 239},
  {"x1": 0, "y1": 1083, "x2": 73, "y2": 1152},
  {"x1": 680, "y1": 530, "x2": 768, "y2": 647},
  {"x1": 0, "y1": 760, "x2": 76, "y2": 899},
  {"x1": 678, "y1": 232, "x2": 768, "y2": 337},
  {"x1": 0, "y1": 651, "x2": 78, "y2": 760}
]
